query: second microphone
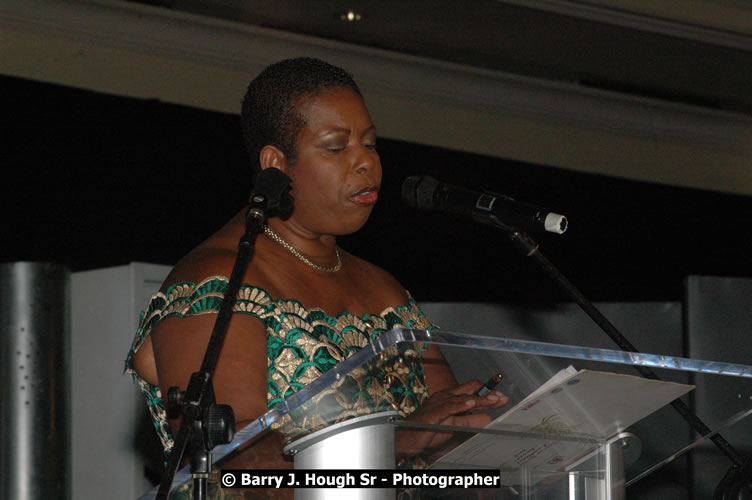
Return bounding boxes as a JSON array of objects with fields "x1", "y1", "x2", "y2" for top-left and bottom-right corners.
[{"x1": 401, "y1": 176, "x2": 568, "y2": 234}]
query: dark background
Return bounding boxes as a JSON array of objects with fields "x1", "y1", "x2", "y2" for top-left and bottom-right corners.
[{"x1": 4, "y1": 73, "x2": 751, "y2": 304}]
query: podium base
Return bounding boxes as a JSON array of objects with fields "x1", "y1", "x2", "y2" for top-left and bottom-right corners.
[{"x1": 283, "y1": 411, "x2": 398, "y2": 499}]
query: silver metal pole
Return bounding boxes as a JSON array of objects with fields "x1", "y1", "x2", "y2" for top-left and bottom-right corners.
[{"x1": 0, "y1": 262, "x2": 71, "y2": 500}]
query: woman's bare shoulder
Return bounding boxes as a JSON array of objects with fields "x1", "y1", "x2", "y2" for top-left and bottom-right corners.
[
  {"x1": 344, "y1": 251, "x2": 410, "y2": 305},
  {"x1": 159, "y1": 239, "x2": 277, "y2": 294},
  {"x1": 158, "y1": 245, "x2": 237, "y2": 292},
  {"x1": 156, "y1": 211, "x2": 275, "y2": 292}
]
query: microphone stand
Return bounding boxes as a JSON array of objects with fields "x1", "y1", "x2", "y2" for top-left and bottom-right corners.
[
  {"x1": 478, "y1": 213, "x2": 750, "y2": 498},
  {"x1": 156, "y1": 169, "x2": 294, "y2": 500}
]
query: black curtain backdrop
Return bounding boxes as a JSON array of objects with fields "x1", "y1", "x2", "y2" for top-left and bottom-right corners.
[{"x1": 4, "y1": 74, "x2": 751, "y2": 304}]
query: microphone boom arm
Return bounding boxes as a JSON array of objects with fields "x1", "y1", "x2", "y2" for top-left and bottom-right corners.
[{"x1": 480, "y1": 213, "x2": 748, "y2": 493}]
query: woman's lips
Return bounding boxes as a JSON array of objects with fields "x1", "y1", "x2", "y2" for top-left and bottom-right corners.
[{"x1": 350, "y1": 188, "x2": 379, "y2": 206}]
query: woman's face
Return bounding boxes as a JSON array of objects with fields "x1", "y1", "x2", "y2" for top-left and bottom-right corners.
[{"x1": 284, "y1": 87, "x2": 382, "y2": 236}]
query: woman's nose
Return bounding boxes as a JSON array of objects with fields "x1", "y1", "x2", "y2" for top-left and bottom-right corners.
[{"x1": 354, "y1": 147, "x2": 377, "y2": 175}]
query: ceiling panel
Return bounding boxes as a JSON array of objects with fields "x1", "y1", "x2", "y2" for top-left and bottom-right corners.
[{"x1": 153, "y1": 0, "x2": 752, "y2": 114}]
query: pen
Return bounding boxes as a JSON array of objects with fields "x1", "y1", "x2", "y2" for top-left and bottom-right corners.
[{"x1": 475, "y1": 372, "x2": 503, "y2": 397}]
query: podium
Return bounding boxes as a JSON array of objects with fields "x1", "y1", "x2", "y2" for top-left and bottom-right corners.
[{"x1": 139, "y1": 328, "x2": 752, "y2": 499}]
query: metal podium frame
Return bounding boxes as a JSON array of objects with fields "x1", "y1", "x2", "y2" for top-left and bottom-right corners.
[{"x1": 137, "y1": 328, "x2": 752, "y2": 500}]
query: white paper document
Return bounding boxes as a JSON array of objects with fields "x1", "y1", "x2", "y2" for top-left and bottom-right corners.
[{"x1": 432, "y1": 367, "x2": 694, "y2": 479}]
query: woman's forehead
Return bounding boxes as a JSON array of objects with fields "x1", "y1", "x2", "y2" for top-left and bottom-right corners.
[{"x1": 295, "y1": 88, "x2": 373, "y2": 133}]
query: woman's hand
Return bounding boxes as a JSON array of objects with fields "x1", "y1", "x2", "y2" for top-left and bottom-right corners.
[{"x1": 396, "y1": 379, "x2": 509, "y2": 458}]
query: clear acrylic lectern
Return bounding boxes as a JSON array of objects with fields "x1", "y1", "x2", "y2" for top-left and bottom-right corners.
[{"x1": 139, "y1": 329, "x2": 752, "y2": 499}]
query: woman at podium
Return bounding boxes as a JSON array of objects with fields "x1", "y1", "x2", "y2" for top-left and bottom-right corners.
[{"x1": 125, "y1": 57, "x2": 508, "y2": 497}]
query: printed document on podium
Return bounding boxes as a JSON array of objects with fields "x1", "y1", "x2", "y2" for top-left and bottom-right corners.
[{"x1": 432, "y1": 367, "x2": 693, "y2": 479}]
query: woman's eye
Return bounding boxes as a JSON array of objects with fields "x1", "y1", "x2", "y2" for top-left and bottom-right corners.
[{"x1": 364, "y1": 142, "x2": 377, "y2": 150}]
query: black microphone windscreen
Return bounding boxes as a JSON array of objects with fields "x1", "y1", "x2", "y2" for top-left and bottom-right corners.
[
  {"x1": 253, "y1": 168, "x2": 294, "y2": 219},
  {"x1": 401, "y1": 176, "x2": 439, "y2": 210},
  {"x1": 401, "y1": 176, "x2": 420, "y2": 208}
]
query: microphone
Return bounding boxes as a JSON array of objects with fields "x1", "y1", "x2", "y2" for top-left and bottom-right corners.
[
  {"x1": 253, "y1": 168, "x2": 294, "y2": 220},
  {"x1": 401, "y1": 176, "x2": 568, "y2": 234}
]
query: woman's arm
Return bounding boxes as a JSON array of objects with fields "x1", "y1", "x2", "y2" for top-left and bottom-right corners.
[
  {"x1": 150, "y1": 310, "x2": 293, "y2": 497},
  {"x1": 422, "y1": 342, "x2": 459, "y2": 393},
  {"x1": 397, "y1": 343, "x2": 509, "y2": 459},
  {"x1": 150, "y1": 311, "x2": 291, "y2": 466}
]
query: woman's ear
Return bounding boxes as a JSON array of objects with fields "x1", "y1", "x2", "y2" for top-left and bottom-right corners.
[{"x1": 259, "y1": 145, "x2": 289, "y2": 174}]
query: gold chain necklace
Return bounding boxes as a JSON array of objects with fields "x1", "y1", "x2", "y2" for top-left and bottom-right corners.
[{"x1": 263, "y1": 225, "x2": 342, "y2": 273}]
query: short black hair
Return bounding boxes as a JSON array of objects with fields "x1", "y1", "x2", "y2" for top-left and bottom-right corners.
[{"x1": 241, "y1": 57, "x2": 362, "y2": 178}]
